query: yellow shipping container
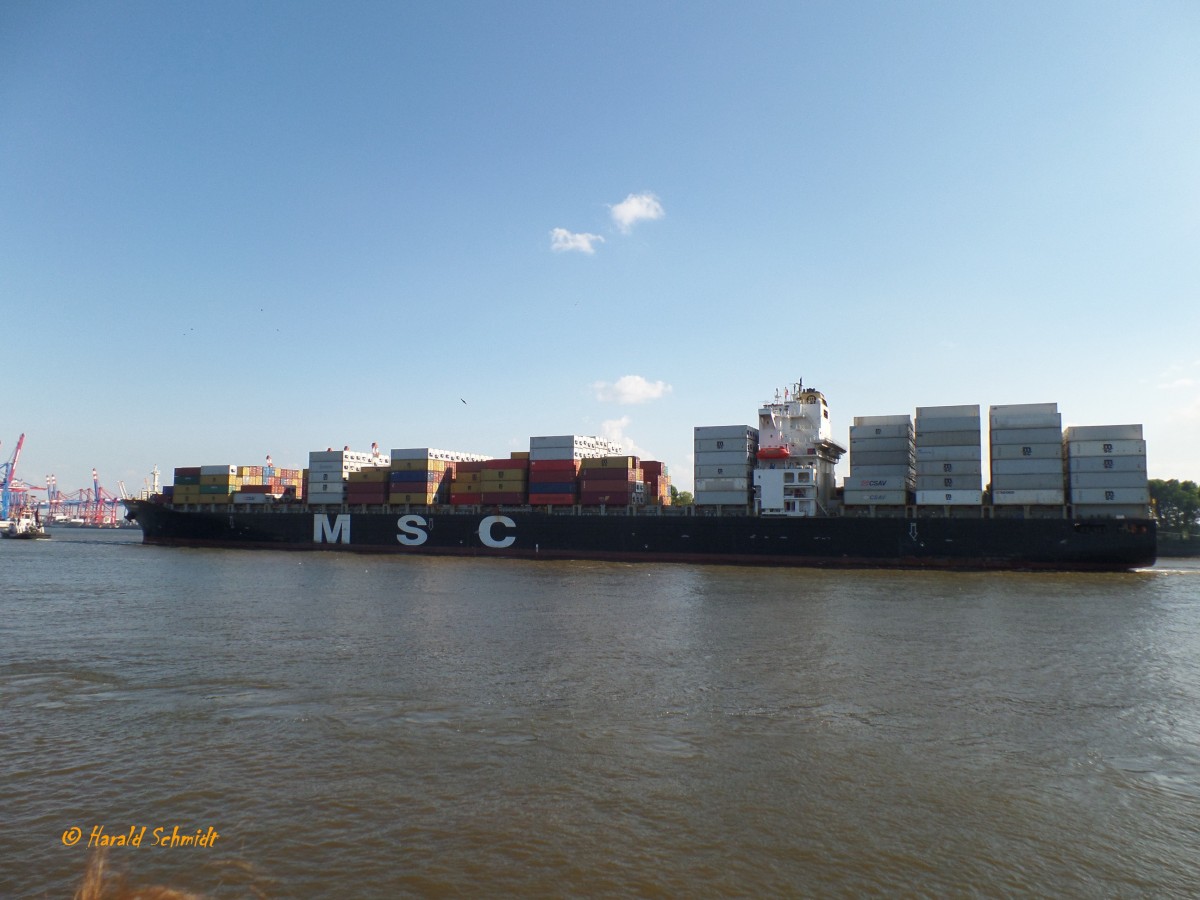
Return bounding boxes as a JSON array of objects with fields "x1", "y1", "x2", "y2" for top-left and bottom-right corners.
[
  {"x1": 349, "y1": 468, "x2": 391, "y2": 483},
  {"x1": 481, "y1": 468, "x2": 528, "y2": 481},
  {"x1": 389, "y1": 492, "x2": 440, "y2": 505},
  {"x1": 580, "y1": 456, "x2": 639, "y2": 470}
]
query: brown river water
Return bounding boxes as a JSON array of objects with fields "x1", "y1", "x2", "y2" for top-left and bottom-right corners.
[{"x1": 3, "y1": 529, "x2": 1199, "y2": 898}]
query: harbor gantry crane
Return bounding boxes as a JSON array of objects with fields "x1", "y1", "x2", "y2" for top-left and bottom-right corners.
[{"x1": 1, "y1": 433, "x2": 27, "y2": 520}]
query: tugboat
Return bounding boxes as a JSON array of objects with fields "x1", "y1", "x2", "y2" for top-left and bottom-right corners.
[{"x1": 2, "y1": 507, "x2": 50, "y2": 540}]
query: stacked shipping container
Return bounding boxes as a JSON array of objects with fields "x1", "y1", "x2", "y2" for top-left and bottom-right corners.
[
  {"x1": 1064, "y1": 425, "x2": 1150, "y2": 517},
  {"x1": 170, "y1": 464, "x2": 303, "y2": 505},
  {"x1": 390, "y1": 448, "x2": 488, "y2": 506},
  {"x1": 694, "y1": 425, "x2": 758, "y2": 506},
  {"x1": 989, "y1": 403, "x2": 1065, "y2": 506},
  {"x1": 307, "y1": 448, "x2": 390, "y2": 505},
  {"x1": 843, "y1": 415, "x2": 914, "y2": 506},
  {"x1": 914, "y1": 405, "x2": 983, "y2": 506}
]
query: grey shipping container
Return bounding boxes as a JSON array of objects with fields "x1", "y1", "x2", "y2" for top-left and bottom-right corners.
[
  {"x1": 844, "y1": 489, "x2": 908, "y2": 505},
  {"x1": 992, "y1": 489, "x2": 1066, "y2": 505},
  {"x1": 849, "y1": 436, "x2": 915, "y2": 453},
  {"x1": 1066, "y1": 440, "x2": 1147, "y2": 458},
  {"x1": 990, "y1": 442, "x2": 1063, "y2": 460},
  {"x1": 695, "y1": 425, "x2": 758, "y2": 440},
  {"x1": 915, "y1": 459, "x2": 983, "y2": 476},
  {"x1": 913, "y1": 415, "x2": 982, "y2": 432},
  {"x1": 847, "y1": 464, "x2": 916, "y2": 478},
  {"x1": 916, "y1": 405, "x2": 980, "y2": 419},
  {"x1": 1068, "y1": 456, "x2": 1147, "y2": 473},
  {"x1": 849, "y1": 422, "x2": 913, "y2": 439},
  {"x1": 916, "y1": 446, "x2": 981, "y2": 461},
  {"x1": 694, "y1": 438, "x2": 757, "y2": 454},
  {"x1": 1068, "y1": 472, "x2": 1149, "y2": 489},
  {"x1": 915, "y1": 475, "x2": 983, "y2": 491},
  {"x1": 852, "y1": 415, "x2": 913, "y2": 427},
  {"x1": 695, "y1": 463, "x2": 753, "y2": 479},
  {"x1": 694, "y1": 450, "x2": 758, "y2": 467},
  {"x1": 991, "y1": 473, "x2": 1066, "y2": 490},
  {"x1": 1070, "y1": 487, "x2": 1151, "y2": 504},
  {"x1": 989, "y1": 427, "x2": 1064, "y2": 444},
  {"x1": 695, "y1": 491, "x2": 754, "y2": 505},
  {"x1": 1064, "y1": 424, "x2": 1143, "y2": 442},
  {"x1": 915, "y1": 430, "x2": 983, "y2": 447},
  {"x1": 850, "y1": 450, "x2": 916, "y2": 466},
  {"x1": 990, "y1": 458, "x2": 1065, "y2": 476}
]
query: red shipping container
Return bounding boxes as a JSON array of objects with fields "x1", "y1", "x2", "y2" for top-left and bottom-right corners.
[
  {"x1": 484, "y1": 458, "x2": 529, "y2": 471},
  {"x1": 529, "y1": 459, "x2": 580, "y2": 474},
  {"x1": 579, "y1": 468, "x2": 637, "y2": 482},
  {"x1": 481, "y1": 491, "x2": 526, "y2": 504},
  {"x1": 456, "y1": 461, "x2": 486, "y2": 473}
]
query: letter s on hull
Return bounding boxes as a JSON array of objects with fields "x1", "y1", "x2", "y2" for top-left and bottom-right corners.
[
  {"x1": 479, "y1": 515, "x2": 516, "y2": 549},
  {"x1": 397, "y1": 514, "x2": 429, "y2": 546}
]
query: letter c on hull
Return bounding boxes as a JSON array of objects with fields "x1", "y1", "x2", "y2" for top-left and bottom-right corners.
[
  {"x1": 397, "y1": 514, "x2": 429, "y2": 546},
  {"x1": 479, "y1": 515, "x2": 516, "y2": 549}
]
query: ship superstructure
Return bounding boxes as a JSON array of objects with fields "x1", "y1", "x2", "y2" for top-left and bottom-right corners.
[{"x1": 753, "y1": 382, "x2": 845, "y2": 516}]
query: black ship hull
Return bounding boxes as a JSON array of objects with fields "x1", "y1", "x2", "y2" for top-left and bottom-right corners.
[{"x1": 122, "y1": 500, "x2": 1157, "y2": 571}]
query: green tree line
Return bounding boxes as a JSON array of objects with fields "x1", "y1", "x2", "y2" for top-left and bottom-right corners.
[{"x1": 1150, "y1": 479, "x2": 1200, "y2": 534}]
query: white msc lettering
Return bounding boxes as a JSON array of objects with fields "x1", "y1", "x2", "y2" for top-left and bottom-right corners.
[
  {"x1": 479, "y1": 515, "x2": 516, "y2": 549},
  {"x1": 397, "y1": 514, "x2": 429, "y2": 546},
  {"x1": 314, "y1": 513, "x2": 351, "y2": 544}
]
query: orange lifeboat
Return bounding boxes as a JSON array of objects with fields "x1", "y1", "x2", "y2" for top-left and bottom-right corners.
[{"x1": 756, "y1": 446, "x2": 790, "y2": 460}]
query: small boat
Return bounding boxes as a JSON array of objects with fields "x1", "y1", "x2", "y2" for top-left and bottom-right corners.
[{"x1": 2, "y1": 509, "x2": 50, "y2": 540}]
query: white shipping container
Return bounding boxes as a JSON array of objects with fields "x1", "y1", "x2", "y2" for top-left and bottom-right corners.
[
  {"x1": 915, "y1": 459, "x2": 983, "y2": 475},
  {"x1": 1070, "y1": 487, "x2": 1151, "y2": 504},
  {"x1": 989, "y1": 427, "x2": 1064, "y2": 444},
  {"x1": 992, "y1": 489, "x2": 1066, "y2": 505},
  {"x1": 916, "y1": 446, "x2": 981, "y2": 461},
  {"x1": 1069, "y1": 472, "x2": 1149, "y2": 489},
  {"x1": 308, "y1": 460, "x2": 352, "y2": 474},
  {"x1": 915, "y1": 490, "x2": 983, "y2": 505},
  {"x1": 1068, "y1": 456, "x2": 1147, "y2": 474},
  {"x1": 1066, "y1": 440, "x2": 1147, "y2": 458},
  {"x1": 843, "y1": 492, "x2": 903, "y2": 506},
  {"x1": 529, "y1": 448, "x2": 610, "y2": 461},
  {"x1": 231, "y1": 493, "x2": 271, "y2": 504},
  {"x1": 990, "y1": 442, "x2": 1063, "y2": 460},
  {"x1": 990, "y1": 458, "x2": 1065, "y2": 476},
  {"x1": 915, "y1": 475, "x2": 983, "y2": 491},
  {"x1": 391, "y1": 447, "x2": 490, "y2": 462},
  {"x1": 1064, "y1": 424, "x2": 1143, "y2": 441},
  {"x1": 696, "y1": 477, "x2": 750, "y2": 492},
  {"x1": 916, "y1": 405, "x2": 980, "y2": 419},
  {"x1": 849, "y1": 422, "x2": 913, "y2": 438}
]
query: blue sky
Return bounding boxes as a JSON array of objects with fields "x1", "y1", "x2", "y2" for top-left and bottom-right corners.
[{"x1": 3, "y1": 1, "x2": 1197, "y2": 496}]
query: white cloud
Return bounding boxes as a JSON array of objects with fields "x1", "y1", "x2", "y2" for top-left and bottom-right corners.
[
  {"x1": 609, "y1": 192, "x2": 664, "y2": 234},
  {"x1": 550, "y1": 228, "x2": 604, "y2": 254},
  {"x1": 599, "y1": 416, "x2": 655, "y2": 458},
  {"x1": 1158, "y1": 378, "x2": 1197, "y2": 390},
  {"x1": 592, "y1": 374, "x2": 673, "y2": 404}
]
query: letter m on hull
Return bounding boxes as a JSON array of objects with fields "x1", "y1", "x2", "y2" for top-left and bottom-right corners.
[{"x1": 314, "y1": 513, "x2": 351, "y2": 544}]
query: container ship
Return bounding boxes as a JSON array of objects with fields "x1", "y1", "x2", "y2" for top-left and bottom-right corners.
[{"x1": 122, "y1": 382, "x2": 1157, "y2": 571}]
